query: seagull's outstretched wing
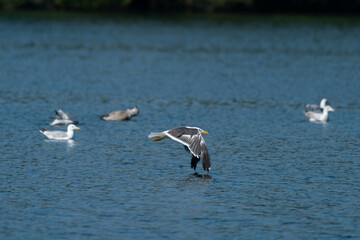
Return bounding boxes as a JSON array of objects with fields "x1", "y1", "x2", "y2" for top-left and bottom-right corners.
[
  {"x1": 54, "y1": 110, "x2": 62, "y2": 119},
  {"x1": 150, "y1": 126, "x2": 211, "y2": 172},
  {"x1": 165, "y1": 127, "x2": 200, "y2": 156},
  {"x1": 166, "y1": 127, "x2": 211, "y2": 172}
]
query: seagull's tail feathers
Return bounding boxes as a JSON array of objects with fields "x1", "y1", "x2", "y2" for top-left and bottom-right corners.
[
  {"x1": 148, "y1": 132, "x2": 167, "y2": 141},
  {"x1": 39, "y1": 127, "x2": 47, "y2": 133},
  {"x1": 148, "y1": 132, "x2": 165, "y2": 138}
]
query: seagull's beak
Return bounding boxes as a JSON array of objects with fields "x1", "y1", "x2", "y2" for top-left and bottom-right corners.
[
  {"x1": 76, "y1": 127, "x2": 80, "y2": 130},
  {"x1": 202, "y1": 131, "x2": 209, "y2": 135},
  {"x1": 329, "y1": 107, "x2": 335, "y2": 112}
]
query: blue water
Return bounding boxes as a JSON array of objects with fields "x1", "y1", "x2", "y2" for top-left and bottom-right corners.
[{"x1": 1, "y1": 13, "x2": 360, "y2": 239}]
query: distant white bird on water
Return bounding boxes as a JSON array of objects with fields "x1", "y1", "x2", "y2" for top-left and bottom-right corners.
[
  {"x1": 148, "y1": 126, "x2": 211, "y2": 172},
  {"x1": 50, "y1": 109, "x2": 78, "y2": 126},
  {"x1": 101, "y1": 106, "x2": 139, "y2": 121},
  {"x1": 304, "y1": 105, "x2": 335, "y2": 122},
  {"x1": 305, "y1": 98, "x2": 329, "y2": 111},
  {"x1": 40, "y1": 124, "x2": 80, "y2": 140}
]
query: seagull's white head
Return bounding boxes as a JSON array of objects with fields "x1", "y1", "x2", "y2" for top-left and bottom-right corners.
[
  {"x1": 130, "y1": 106, "x2": 139, "y2": 116},
  {"x1": 324, "y1": 105, "x2": 335, "y2": 112},
  {"x1": 67, "y1": 124, "x2": 80, "y2": 131}
]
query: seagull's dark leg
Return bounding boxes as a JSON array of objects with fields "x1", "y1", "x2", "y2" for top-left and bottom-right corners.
[{"x1": 191, "y1": 155, "x2": 200, "y2": 171}]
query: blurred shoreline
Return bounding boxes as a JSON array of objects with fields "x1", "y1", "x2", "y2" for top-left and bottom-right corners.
[{"x1": 0, "y1": 0, "x2": 360, "y2": 14}]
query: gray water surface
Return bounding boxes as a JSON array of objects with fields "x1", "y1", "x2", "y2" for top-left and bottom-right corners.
[{"x1": 1, "y1": 13, "x2": 360, "y2": 239}]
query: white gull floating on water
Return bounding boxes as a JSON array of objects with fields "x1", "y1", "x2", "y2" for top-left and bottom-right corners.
[
  {"x1": 40, "y1": 124, "x2": 80, "y2": 140},
  {"x1": 304, "y1": 105, "x2": 335, "y2": 122},
  {"x1": 148, "y1": 126, "x2": 211, "y2": 172},
  {"x1": 50, "y1": 109, "x2": 78, "y2": 126}
]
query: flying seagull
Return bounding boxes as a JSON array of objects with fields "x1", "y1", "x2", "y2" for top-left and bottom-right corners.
[
  {"x1": 304, "y1": 105, "x2": 335, "y2": 122},
  {"x1": 148, "y1": 126, "x2": 211, "y2": 172},
  {"x1": 101, "y1": 106, "x2": 139, "y2": 121},
  {"x1": 50, "y1": 109, "x2": 78, "y2": 126},
  {"x1": 40, "y1": 124, "x2": 80, "y2": 140},
  {"x1": 305, "y1": 98, "x2": 329, "y2": 111}
]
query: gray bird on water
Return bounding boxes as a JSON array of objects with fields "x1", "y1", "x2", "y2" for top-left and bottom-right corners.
[{"x1": 101, "y1": 106, "x2": 139, "y2": 121}]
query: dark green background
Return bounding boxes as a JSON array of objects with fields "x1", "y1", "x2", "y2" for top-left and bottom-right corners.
[{"x1": 1, "y1": 0, "x2": 360, "y2": 13}]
